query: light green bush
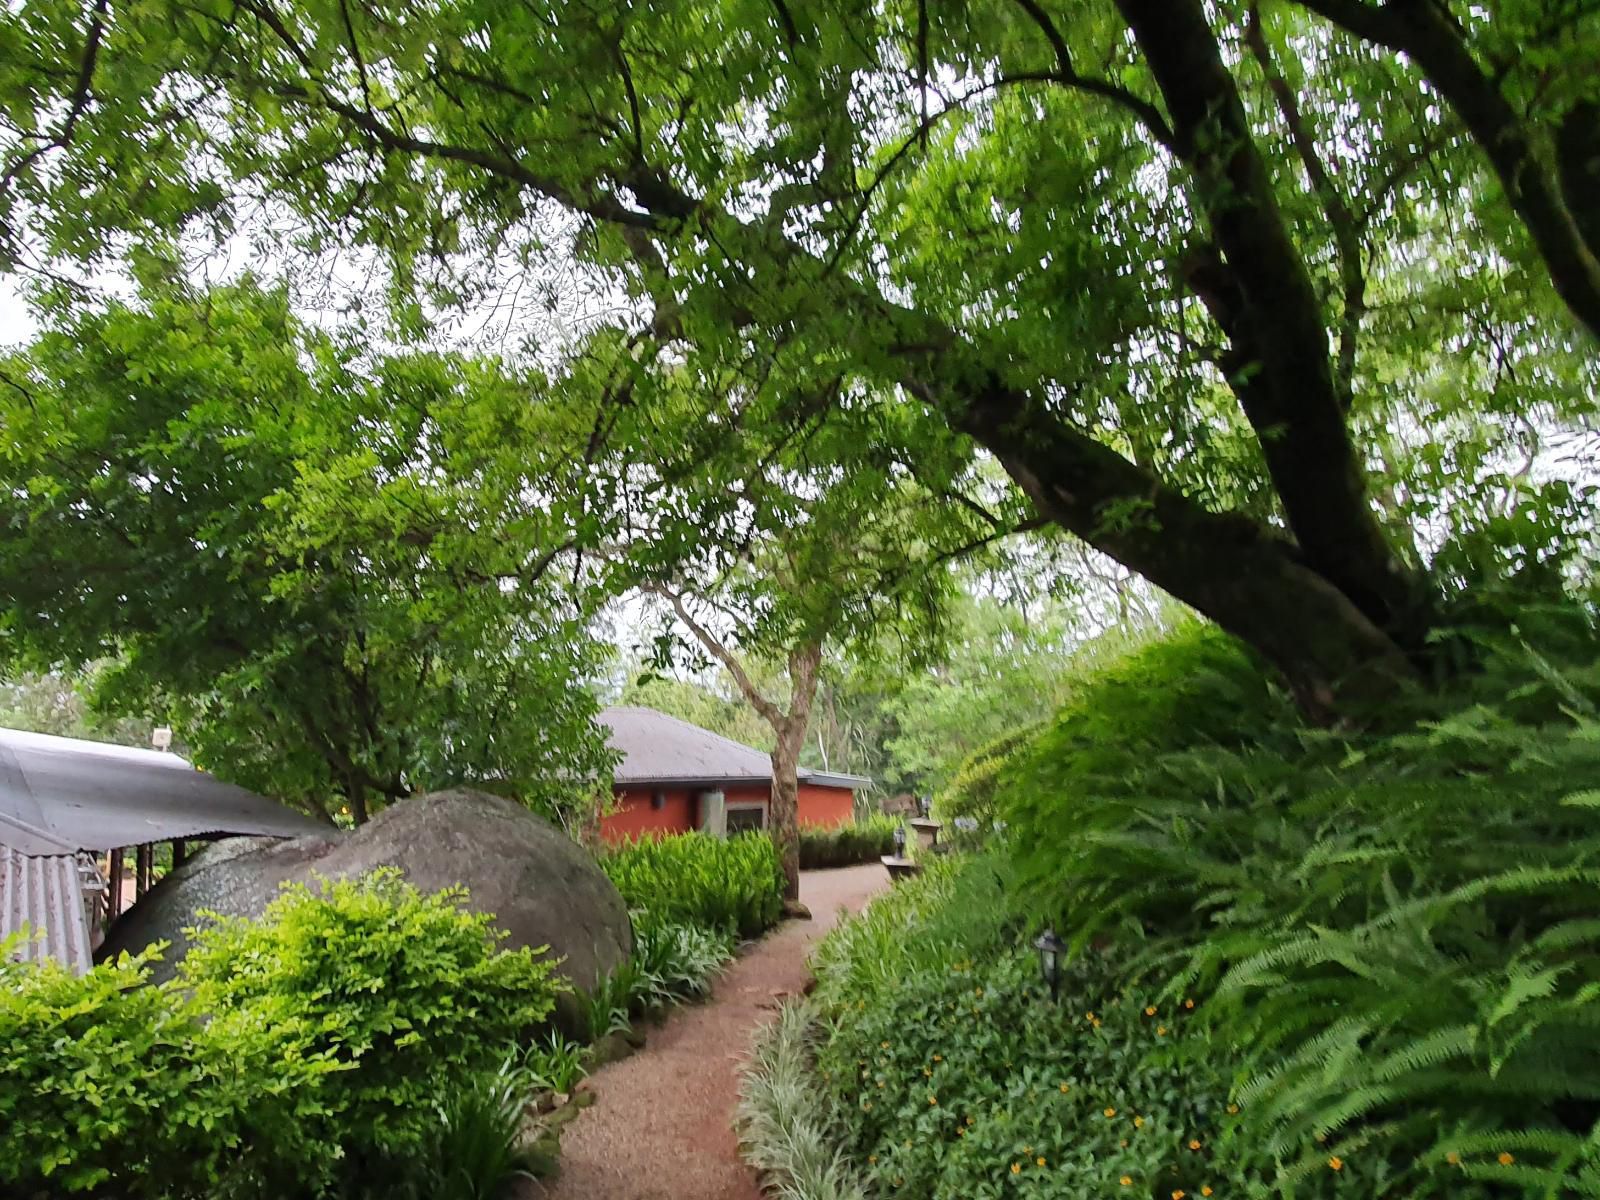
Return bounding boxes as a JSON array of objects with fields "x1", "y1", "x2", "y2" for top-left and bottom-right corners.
[
  {"x1": 602, "y1": 831, "x2": 785, "y2": 938},
  {"x1": 0, "y1": 870, "x2": 567, "y2": 1199},
  {"x1": 180, "y1": 869, "x2": 565, "y2": 1187},
  {"x1": 0, "y1": 944, "x2": 334, "y2": 1199}
]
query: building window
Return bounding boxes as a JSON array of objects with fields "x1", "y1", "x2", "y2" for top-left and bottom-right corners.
[{"x1": 725, "y1": 803, "x2": 766, "y2": 834}]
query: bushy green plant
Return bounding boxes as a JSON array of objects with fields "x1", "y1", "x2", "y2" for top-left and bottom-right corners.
[
  {"x1": 738, "y1": 1000, "x2": 871, "y2": 1200},
  {"x1": 580, "y1": 912, "x2": 735, "y2": 1038},
  {"x1": 0, "y1": 944, "x2": 335, "y2": 1199},
  {"x1": 602, "y1": 831, "x2": 785, "y2": 938},
  {"x1": 179, "y1": 869, "x2": 566, "y2": 1192},
  {"x1": 933, "y1": 723, "x2": 1043, "y2": 833},
  {"x1": 799, "y1": 814, "x2": 902, "y2": 869}
]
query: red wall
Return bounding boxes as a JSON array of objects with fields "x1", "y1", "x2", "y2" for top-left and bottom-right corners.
[
  {"x1": 798, "y1": 783, "x2": 854, "y2": 829},
  {"x1": 600, "y1": 781, "x2": 856, "y2": 843}
]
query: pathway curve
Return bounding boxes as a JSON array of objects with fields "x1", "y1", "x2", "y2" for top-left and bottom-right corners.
[{"x1": 526, "y1": 862, "x2": 888, "y2": 1200}]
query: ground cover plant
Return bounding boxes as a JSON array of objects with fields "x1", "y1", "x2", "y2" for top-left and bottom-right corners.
[
  {"x1": 601, "y1": 831, "x2": 786, "y2": 939},
  {"x1": 798, "y1": 814, "x2": 902, "y2": 869}
]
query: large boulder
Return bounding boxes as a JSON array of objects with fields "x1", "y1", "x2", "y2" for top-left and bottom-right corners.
[{"x1": 99, "y1": 789, "x2": 632, "y2": 1012}]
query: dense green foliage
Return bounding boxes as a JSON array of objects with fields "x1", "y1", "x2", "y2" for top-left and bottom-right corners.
[
  {"x1": 990, "y1": 610, "x2": 1600, "y2": 1194},
  {"x1": 799, "y1": 815, "x2": 902, "y2": 869},
  {"x1": 601, "y1": 832, "x2": 786, "y2": 939},
  {"x1": 802, "y1": 599, "x2": 1600, "y2": 1197},
  {"x1": 0, "y1": 872, "x2": 565, "y2": 1199},
  {"x1": 578, "y1": 911, "x2": 736, "y2": 1041},
  {"x1": 810, "y1": 860, "x2": 1276, "y2": 1199},
  {"x1": 0, "y1": 280, "x2": 611, "y2": 825}
]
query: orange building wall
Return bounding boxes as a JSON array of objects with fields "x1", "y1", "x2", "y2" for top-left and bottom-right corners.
[
  {"x1": 797, "y1": 783, "x2": 854, "y2": 829},
  {"x1": 600, "y1": 781, "x2": 857, "y2": 842}
]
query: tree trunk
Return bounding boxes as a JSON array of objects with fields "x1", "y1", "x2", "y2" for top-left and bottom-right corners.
[
  {"x1": 769, "y1": 719, "x2": 804, "y2": 901},
  {"x1": 346, "y1": 777, "x2": 370, "y2": 826},
  {"x1": 1118, "y1": 0, "x2": 1428, "y2": 646}
]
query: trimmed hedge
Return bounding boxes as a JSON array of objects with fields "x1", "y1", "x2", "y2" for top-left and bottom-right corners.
[{"x1": 798, "y1": 814, "x2": 901, "y2": 869}]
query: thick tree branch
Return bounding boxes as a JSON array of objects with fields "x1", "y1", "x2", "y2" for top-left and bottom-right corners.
[
  {"x1": 1291, "y1": 0, "x2": 1600, "y2": 340},
  {"x1": 650, "y1": 585, "x2": 784, "y2": 727}
]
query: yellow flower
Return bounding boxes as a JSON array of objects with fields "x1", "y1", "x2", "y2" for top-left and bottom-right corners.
[
  {"x1": 1059, "y1": 1083, "x2": 1071, "y2": 1093},
  {"x1": 1185, "y1": 998, "x2": 1196, "y2": 1009},
  {"x1": 1499, "y1": 1152, "x2": 1516, "y2": 1166},
  {"x1": 869, "y1": 1155, "x2": 877, "y2": 1164},
  {"x1": 1227, "y1": 1104, "x2": 1239, "y2": 1115},
  {"x1": 928, "y1": 1095, "x2": 938, "y2": 1105},
  {"x1": 1011, "y1": 1163, "x2": 1021, "y2": 1175},
  {"x1": 1105, "y1": 1107, "x2": 1118, "y2": 1118},
  {"x1": 1036, "y1": 1157, "x2": 1046, "y2": 1167},
  {"x1": 1328, "y1": 1157, "x2": 1344, "y2": 1172},
  {"x1": 1190, "y1": 1139, "x2": 1202, "y2": 1150},
  {"x1": 1146, "y1": 1005, "x2": 1158, "y2": 1016},
  {"x1": 1120, "y1": 1177, "x2": 1133, "y2": 1188},
  {"x1": 1173, "y1": 1191, "x2": 1187, "y2": 1199},
  {"x1": 1157, "y1": 1025, "x2": 1168, "y2": 1036},
  {"x1": 1085, "y1": 1012, "x2": 1096, "y2": 1022},
  {"x1": 1134, "y1": 1116, "x2": 1145, "y2": 1128},
  {"x1": 966, "y1": 1115, "x2": 975, "y2": 1126},
  {"x1": 1093, "y1": 1018, "x2": 1103, "y2": 1028},
  {"x1": 933, "y1": 1054, "x2": 942, "y2": 1062},
  {"x1": 923, "y1": 1069, "x2": 932, "y2": 1077},
  {"x1": 957, "y1": 1127, "x2": 966, "y2": 1137},
  {"x1": 1201, "y1": 1189, "x2": 1213, "y2": 1198},
  {"x1": 1445, "y1": 1151, "x2": 1461, "y2": 1166},
  {"x1": 881, "y1": 1040, "x2": 890, "y2": 1049}
]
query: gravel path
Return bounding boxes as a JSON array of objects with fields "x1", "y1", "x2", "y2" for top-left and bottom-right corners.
[{"x1": 525, "y1": 862, "x2": 888, "y2": 1200}]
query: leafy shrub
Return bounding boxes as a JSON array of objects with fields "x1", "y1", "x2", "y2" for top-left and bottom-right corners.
[
  {"x1": 798, "y1": 814, "x2": 901, "y2": 869},
  {"x1": 0, "y1": 944, "x2": 333, "y2": 1199},
  {"x1": 602, "y1": 831, "x2": 785, "y2": 938},
  {"x1": 991, "y1": 610, "x2": 1600, "y2": 1194},
  {"x1": 580, "y1": 912, "x2": 735, "y2": 1038},
  {"x1": 738, "y1": 1000, "x2": 870, "y2": 1200},
  {"x1": 179, "y1": 869, "x2": 565, "y2": 1188},
  {"x1": 808, "y1": 860, "x2": 1434, "y2": 1199}
]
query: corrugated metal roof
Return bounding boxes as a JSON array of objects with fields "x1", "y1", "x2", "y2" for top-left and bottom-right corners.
[
  {"x1": 1, "y1": 844, "x2": 93, "y2": 973},
  {"x1": 0, "y1": 726, "x2": 327, "y2": 852},
  {"x1": 599, "y1": 707, "x2": 870, "y2": 790}
]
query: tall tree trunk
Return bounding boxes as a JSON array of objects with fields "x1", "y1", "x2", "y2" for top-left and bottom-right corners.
[
  {"x1": 941, "y1": 373, "x2": 1416, "y2": 719},
  {"x1": 346, "y1": 777, "x2": 370, "y2": 826},
  {"x1": 768, "y1": 717, "x2": 805, "y2": 901}
]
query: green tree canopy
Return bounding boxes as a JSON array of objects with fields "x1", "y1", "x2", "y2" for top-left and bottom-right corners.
[
  {"x1": 0, "y1": 0, "x2": 1595, "y2": 717},
  {"x1": 0, "y1": 277, "x2": 611, "y2": 823}
]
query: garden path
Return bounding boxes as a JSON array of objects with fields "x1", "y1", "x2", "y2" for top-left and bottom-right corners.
[{"x1": 525, "y1": 862, "x2": 888, "y2": 1200}]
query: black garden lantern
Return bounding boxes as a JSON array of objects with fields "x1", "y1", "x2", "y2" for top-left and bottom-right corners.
[
  {"x1": 893, "y1": 825, "x2": 907, "y2": 856},
  {"x1": 1033, "y1": 928, "x2": 1067, "y2": 1000}
]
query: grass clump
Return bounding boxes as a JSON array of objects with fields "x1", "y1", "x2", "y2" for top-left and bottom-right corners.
[{"x1": 738, "y1": 1001, "x2": 871, "y2": 1200}]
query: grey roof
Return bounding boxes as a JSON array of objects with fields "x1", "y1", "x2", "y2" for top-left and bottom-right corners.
[
  {"x1": 2, "y1": 844, "x2": 94, "y2": 973},
  {"x1": 0, "y1": 726, "x2": 327, "y2": 853},
  {"x1": 599, "y1": 707, "x2": 870, "y2": 790}
]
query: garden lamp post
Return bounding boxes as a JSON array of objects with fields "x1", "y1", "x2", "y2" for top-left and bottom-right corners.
[
  {"x1": 893, "y1": 825, "x2": 907, "y2": 856},
  {"x1": 1034, "y1": 929, "x2": 1066, "y2": 1001}
]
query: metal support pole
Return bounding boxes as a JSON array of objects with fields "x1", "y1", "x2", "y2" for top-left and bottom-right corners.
[{"x1": 107, "y1": 849, "x2": 123, "y2": 916}]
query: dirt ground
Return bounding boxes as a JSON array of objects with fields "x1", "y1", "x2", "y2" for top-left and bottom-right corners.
[{"x1": 524, "y1": 862, "x2": 888, "y2": 1200}]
